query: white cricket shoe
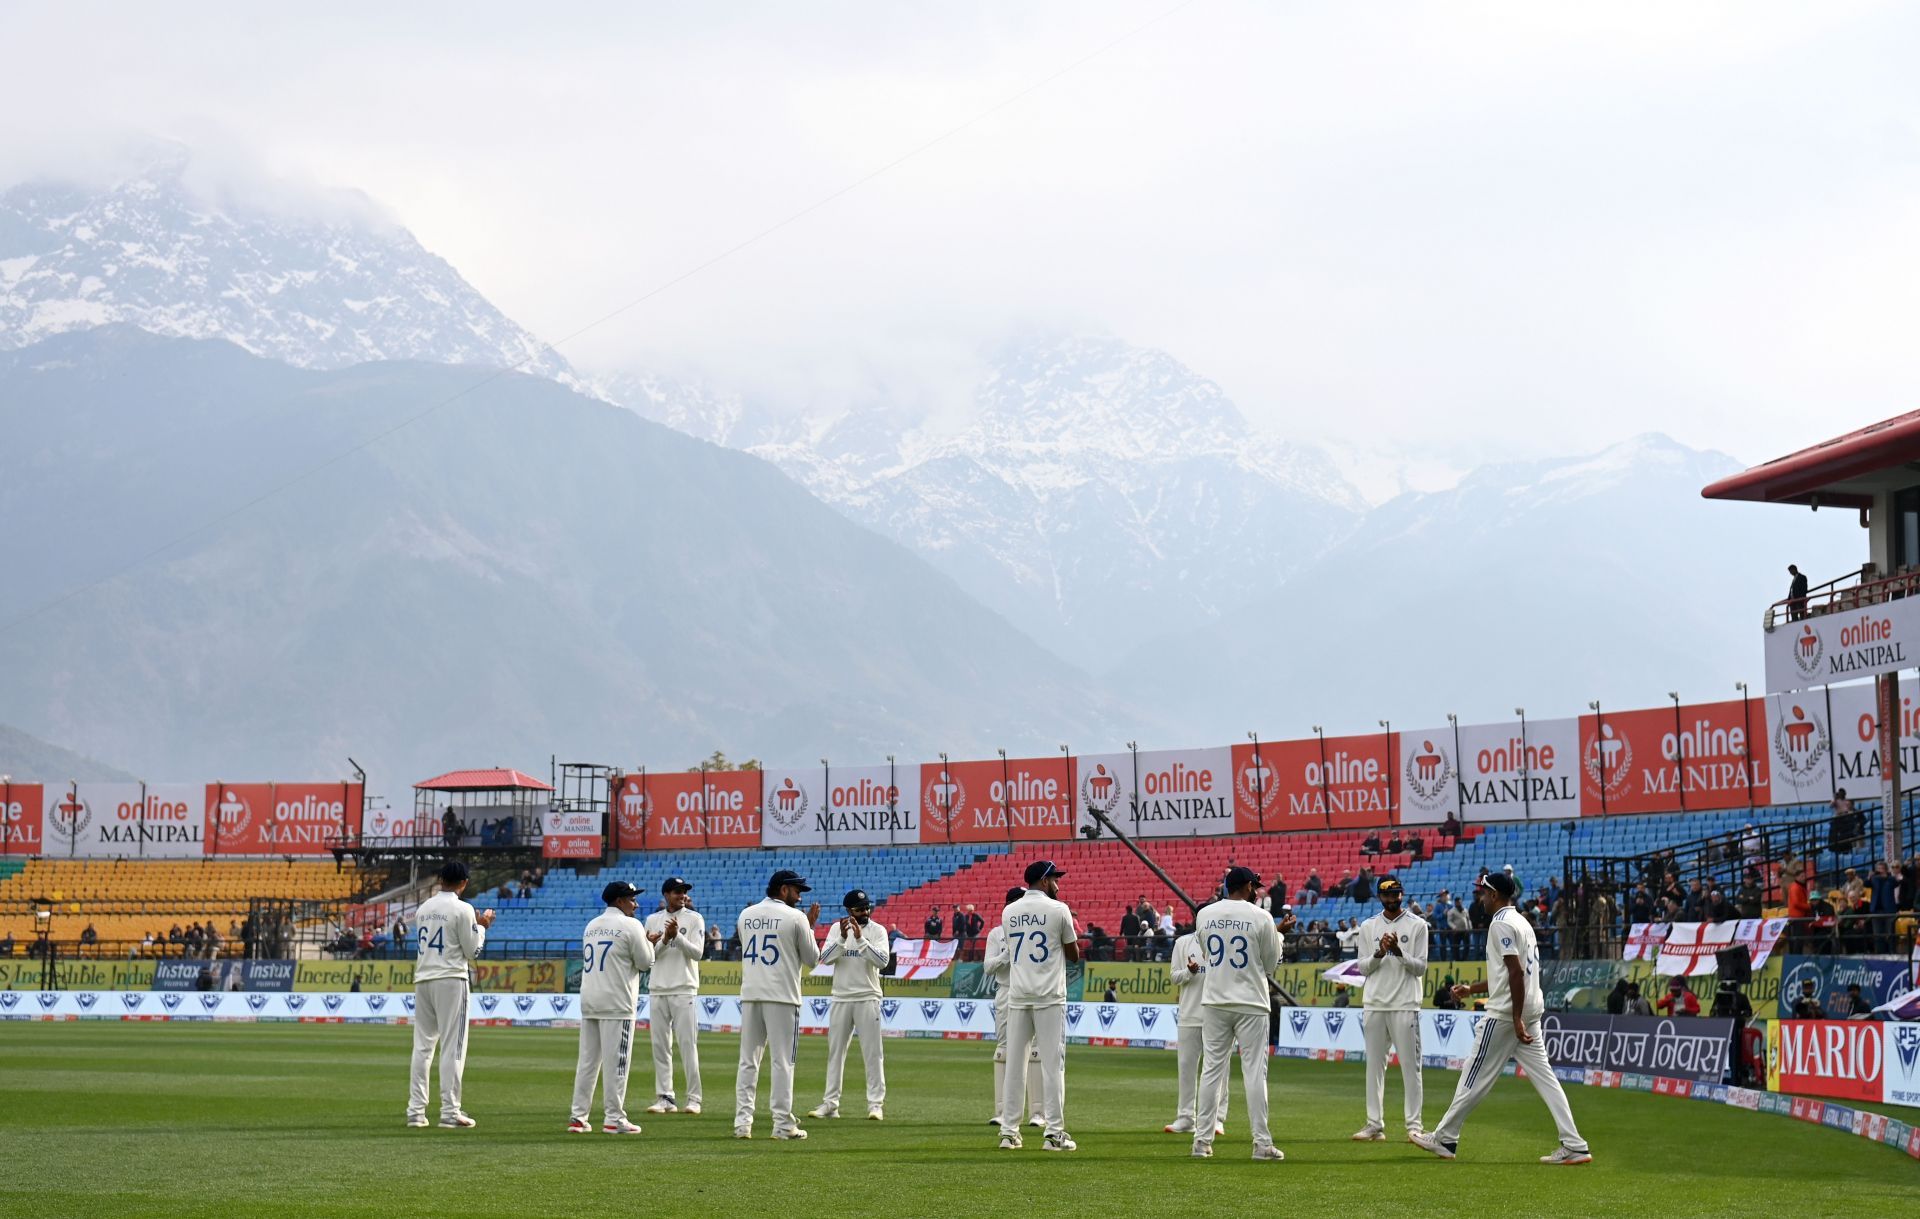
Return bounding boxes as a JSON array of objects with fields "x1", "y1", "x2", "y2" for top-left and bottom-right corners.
[
  {"x1": 1540, "y1": 1146, "x2": 1593, "y2": 1165},
  {"x1": 1190, "y1": 1142, "x2": 1213, "y2": 1158},
  {"x1": 772, "y1": 1126, "x2": 808, "y2": 1141},
  {"x1": 1409, "y1": 1131, "x2": 1456, "y2": 1160},
  {"x1": 732, "y1": 1127, "x2": 752, "y2": 1139},
  {"x1": 1029, "y1": 1115, "x2": 1046, "y2": 1128},
  {"x1": 1043, "y1": 1132, "x2": 1077, "y2": 1152},
  {"x1": 437, "y1": 1114, "x2": 476, "y2": 1129},
  {"x1": 644, "y1": 1099, "x2": 677, "y2": 1114},
  {"x1": 681, "y1": 1103, "x2": 702, "y2": 1116},
  {"x1": 565, "y1": 1119, "x2": 591, "y2": 1134},
  {"x1": 808, "y1": 1103, "x2": 839, "y2": 1119},
  {"x1": 603, "y1": 1119, "x2": 643, "y2": 1134},
  {"x1": 999, "y1": 1134, "x2": 1023, "y2": 1150},
  {"x1": 1252, "y1": 1144, "x2": 1285, "y2": 1162},
  {"x1": 866, "y1": 1108, "x2": 884, "y2": 1121},
  {"x1": 1163, "y1": 1117, "x2": 1195, "y2": 1134},
  {"x1": 1351, "y1": 1125, "x2": 1386, "y2": 1141},
  {"x1": 1214, "y1": 1121, "x2": 1226, "y2": 1135},
  {"x1": 405, "y1": 1116, "x2": 428, "y2": 1129}
]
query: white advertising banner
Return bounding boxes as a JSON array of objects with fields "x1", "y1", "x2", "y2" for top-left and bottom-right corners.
[
  {"x1": 1399, "y1": 719, "x2": 1582, "y2": 824},
  {"x1": 1074, "y1": 747, "x2": 1233, "y2": 838},
  {"x1": 45, "y1": 783, "x2": 205, "y2": 858},
  {"x1": 761, "y1": 765, "x2": 917, "y2": 847},
  {"x1": 1765, "y1": 599, "x2": 1920, "y2": 692},
  {"x1": 1766, "y1": 679, "x2": 1918, "y2": 805}
]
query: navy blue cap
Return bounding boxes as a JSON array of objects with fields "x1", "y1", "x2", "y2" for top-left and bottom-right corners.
[
  {"x1": 437, "y1": 859, "x2": 469, "y2": 885},
  {"x1": 843, "y1": 889, "x2": 872, "y2": 910},
  {"x1": 1479, "y1": 872, "x2": 1518, "y2": 898},
  {"x1": 661, "y1": 876, "x2": 692, "y2": 894},
  {"x1": 767, "y1": 868, "x2": 811, "y2": 895},
  {"x1": 1024, "y1": 859, "x2": 1064, "y2": 886},
  {"x1": 602, "y1": 880, "x2": 640, "y2": 905},
  {"x1": 1004, "y1": 885, "x2": 1028, "y2": 905},
  {"x1": 1223, "y1": 865, "x2": 1260, "y2": 894}
]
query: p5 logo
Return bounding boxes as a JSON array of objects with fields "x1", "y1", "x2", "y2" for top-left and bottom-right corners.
[
  {"x1": 513, "y1": 996, "x2": 535, "y2": 1015},
  {"x1": 919, "y1": 1000, "x2": 943, "y2": 1025},
  {"x1": 548, "y1": 996, "x2": 570, "y2": 1015},
  {"x1": 284, "y1": 995, "x2": 307, "y2": 1012},
  {"x1": 160, "y1": 994, "x2": 183, "y2": 1011},
  {"x1": 75, "y1": 992, "x2": 99, "y2": 1011},
  {"x1": 322, "y1": 994, "x2": 344, "y2": 1013},
  {"x1": 809, "y1": 998, "x2": 831, "y2": 1021},
  {"x1": 34, "y1": 992, "x2": 59, "y2": 1010},
  {"x1": 1288, "y1": 1010, "x2": 1311, "y2": 1038},
  {"x1": 880, "y1": 999, "x2": 901, "y2": 1022},
  {"x1": 1138, "y1": 1007, "x2": 1160, "y2": 1031},
  {"x1": 477, "y1": 995, "x2": 499, "y2": 1013},
  {"x1": 955, "y1": 1001, "x2": 977, "y2": 1023},
  {"x1": 198, "y1": 994, "x2": 221, "y2": 1011},
  {"x1": 1323, "y1": 1011, "x2": 1346, "y2": 1039},
  {"x1": 368, "y1": 995, "x2": 390, "y2": 1012},
  {"x1": 701, "y1": 997, "x2": 723, "y2": 1019},
  {"x1": 0, "y1": 993, "x2": 19, "y2": 1011},
  {"x1": 120, "y1": 993, "x2": 144, "y2": 1011},
  {"x1": 245, "y1": 994, "x2": 268, "y2": 1012},
  {"x1": 1065, "y1": 1004, "x2": 1084, "y2": 1029},
  {"x1": 1096, "y1": 1004, "x2": 1118, "y2": 1030},
  {"x1": 1894, "y1": 1026, "x2": 1920, "y2": 1080},
  {"x1": 1433, "y1": 1013, "x2": 1457, "y2": 1044}
]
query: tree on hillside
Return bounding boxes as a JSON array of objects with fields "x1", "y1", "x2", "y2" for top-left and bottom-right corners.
[{"x1": 689, "y1": 750, "x2": 760, "y2": 772}]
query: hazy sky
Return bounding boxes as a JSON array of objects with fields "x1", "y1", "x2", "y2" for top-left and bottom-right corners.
[{"x1": 5, "y1": 1, "x2": 1918, "y2": 473}]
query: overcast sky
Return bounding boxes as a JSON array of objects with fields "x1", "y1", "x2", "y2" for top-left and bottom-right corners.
[{"x1": 5, "y1": 1, "x2": 1917, "y2": 475}]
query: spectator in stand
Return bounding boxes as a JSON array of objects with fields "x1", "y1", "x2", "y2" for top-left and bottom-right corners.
[
  {"x1": 1331, "y1": 985, "x2": 1351, "y2": 1009},
  {"x1": 1501, "y1": 863, "x2": 1520, "y2": 894},
  {"x1": 1705, "y1": 888, "x2": 1734, "y2": 924},
  {"x1": 1351, "y1": 870, "x2": 1374, "y2": 905},
  {"x1": 1119, "y1": 906, "x2": 1142, "y2": 944},
  {"x1": 80, "y1": 922, "x2": 98, "y2": 946},
  {"x1": 1656, "y1": 978, "x2": 1700, "y2": 1018},
  {"x1": 1844, "y1": 983, "x2": 1874, "y2": 1017},
  {"x1": 1736, "y1": 874, "x2": 1763, "y2": 920},
  {"x1": 1360, "y1": 830, "x2": 1382, "y2": 857},
  {"x1": 1406, "y1": 831, "x2": 1425, "y2": 862},
  {"x1": 1386, "y1": 829, "x2": 1403, "y2": 854},
  {"x1": 1543, "y1": 876, "x2": 1561, "y2": 911},
  {"x1": 964, "y1": 904, "x2": 988, "y2": 959},
  {"x1": 1787, "y1": 563, "x2": 1810, "y2": 621},
  {"x1": 441, "y1": 807, "x2": 460, "y2": 850},
  {"x1": 1841, "y1": 868, "x2": 1865, "y2": 907},
  {"x1": 1606, "y1": 979, "x2": 1629, "y2": 1016},
  {"x1": 1440, "y1": 811, "x2": 1460, "y2": 840},
  {"x1": 1447, "y1": 899, "x2": 1471, "y2": 961},
  {"x1": 1103, "y1": 981, "x2": 1118, "y2": 1003},
  {"x1": 1433, "y1": 975, "x2": 1460, "y2": 1010},
  {"x1": 705, "y1": 923, "x2": 723, "y2": 960},
  {"x1": 923, "y1": 907, "x2": 943, "y2": 941},
  {"x1": 1790, "y1": 979, "x2": 1824, "y2": 1020},
  {"x1": 1628, "y1": 882, "x2": 1653, "y2": 926},
  {"x1": 1553, "y1": 891, "x2": 1577, "y2": 960},
  {"x1": 1899, "y1": 857, "x2": 1920, "y2": 912},
  {"x1": 1301, "y1": 869, "x2": 1323, "y2": 906},
  {"x1": 1330, "y1": 872, "x2": 1353, "y2": 900},
  {"x1": 1590, "y1": 887, "x2": 1617, "y2": 956},
  {"x1": 1828, "y1": 790, "x2": 1859, "y2": 858},
  {"x1": 139, "y1": 931, "x2": 155, "y2": 954},
  {"x1": 1257, "y1": 883, "x2": 1276, "y2": 914},
  {"x1": 1623, "y1": 982, "x2": 1652, "y2": 1017},
  {"x1": 1467, "y1": 888, "x2": 1490, "y2": 957},
  {"x1": 1336, "y1": 920, "x2": 1360, "y2": 958},
  {"x1": 1134, "y1": 895, "x2": 1155, "y2": 927},
  {"x1": 1867, "y1": 862, "x2": 1899, "y2": 951},
  {"x1": 1740, "y1": 824, "x2": 1762, "y2": 869}
]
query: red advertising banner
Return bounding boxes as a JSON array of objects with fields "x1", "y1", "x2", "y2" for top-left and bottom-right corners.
[
  {"x1": 1230, "y1": 744, "x2": 1284, "y2": 833},
  {"x1": 541, "y1": 809, "x2": 602, "y2": 860},
  {"x1": 1247, "y1": 733, "x2": 1398, "y2": 830},
  {"x1": 612, "y1": 771, "x2": 761, "y2": 850},
  {"x1": 1775, "y1": 1018, "x2": 1885, "y2": 1104},
  {"x1": 0, "y1": 782, "x2": 43, "y2": 855},
  {"x1": 918, "y1": 756, "x2": 1076, "y2": 844},
  {"x1": 1580, "y1": 698, "x2": 1766, "y2": 815},
  {"x1": 205, "y1": 783, "x2": 364, "y2": 855}
]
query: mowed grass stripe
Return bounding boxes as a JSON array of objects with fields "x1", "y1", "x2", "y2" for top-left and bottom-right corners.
[{"x1": 0, "y1": 1023, "x2": 1911, "y2": 1219}]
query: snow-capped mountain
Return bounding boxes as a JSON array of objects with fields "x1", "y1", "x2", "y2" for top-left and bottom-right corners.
[
  {"x1": 0, "y1": 144, "x2": 576, "y2": 383},
  {"x1": 611, "y1": 336, "x2": 1369, "y2": 665}
]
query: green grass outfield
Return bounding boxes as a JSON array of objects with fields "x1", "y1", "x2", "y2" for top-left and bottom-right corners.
[{"x1": 0, "y1": 1023, "x2": 1912, "y2": 1219}]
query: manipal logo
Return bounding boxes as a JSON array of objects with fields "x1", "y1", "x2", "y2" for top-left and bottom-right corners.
[
  {"x1": 1403, "y1": 740, "x2": 1457, "y2": 813},
  {"x1": 880, "y1": 999, "x2": 901, "y2": 1021},
  {"x1": 513, "y1": 996, "x2": 535, "y2": 1014},
  {"x1": 1894, "y1": 1026, "x2": 1920, "y2": 1081},
  {"x1": 809, "y1": 998, "x2": 830, "y2": 1020},
  {"x1": 1433, "y1": 1013, "x2": 1457, "y2": 1044},
  {"x1": 920, "y1": 1000, "x2": 943, "y2": 1024},
  {"x1": 1583, "y1": 723, "x2": 1635, "y2": 800},
  {"x1": 49, "y1": 792, "x2": 91, "y2": 840},
  {"x1": 1323, "y1": 1010, "x2": 1346, "y2": 1039},
  {"x1": 1080, "y1": 763, "x2": 1123, "y2": 820},
  {"x1": 1288, "y1": 1009, "x2": 1311, "y2": 1038},
  {"x1": 216, "y1": 787, "x2": 254, "y2": 838},
  {"x1": 1235, "y1": 753, "x2": 1280, "y2": 820},
  {"x1": 923, "y1": 771, "x2": 966, "y2": 831},
  {"x1": 1097, "y1": 1004, "x2": 1118, "y2": 1030},
  {"x1": 701, "y1": 997, "x2": 722, "y2": 1018},
  {"x1": 1772, "y1": 704, "x2": 1831, "y2": 784},
  {"x1": 1793, "y1": 624, "x2": 1825, "y2": 681},
  {"x1": 955, "y1": 1000, "x2": 977, "y2": 1023},
  {"x1": 769, "y1": 777, "x2": 810, "y2": 832},
  {"x1": 1065, "y1": 1004, "x2": 1084, "y2": 1029}
]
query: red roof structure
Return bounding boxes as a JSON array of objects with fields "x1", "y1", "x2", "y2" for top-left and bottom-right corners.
[
  {"x1": 1701, "y1": 408, "x2": 1920, "y2": 509},
  {"x1": 414, "y1": 768, "x2": 553, "y2": 793}
]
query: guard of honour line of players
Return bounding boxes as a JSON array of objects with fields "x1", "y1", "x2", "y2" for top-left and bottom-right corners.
[{"x1": 405, "y1": 857, "x2": 1591, "y2": 1164}]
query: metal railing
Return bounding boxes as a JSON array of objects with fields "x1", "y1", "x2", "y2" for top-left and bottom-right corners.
[{"x1": 1766, "y1": 565, "x2": 1920, "y2": 629}]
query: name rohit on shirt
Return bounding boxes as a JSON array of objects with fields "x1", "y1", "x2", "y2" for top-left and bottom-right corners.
[{"x1": 741, "y1": 915, "x2": 781, "y2": 932}]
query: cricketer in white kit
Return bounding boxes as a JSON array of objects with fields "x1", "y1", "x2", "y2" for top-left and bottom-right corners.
[
  {"x1": 997, "y1": 859, "x2": 1080, "y2": 1152},
  {"x1": 1192, "y1": 867, "x2": 1284, "y2": 1162},
  {"x1": 569, "y1": 880, "x2": 655, "y2": 1134},
  {"x1": 983, "y1": 885, "x2": 1044, "y2": 1129},
  {"x1": 406, "y1": 860, "x2": 495, "y2": 1129},
  {"x1": 643, "y1": 876, "x2": 705, "y2": 1115},
  {"x1": 1411, "y1": 872, "x2": 1592, "y2": 1165},
  {"x1": 1353, "y1": 876, "x2": 1427, "y2": 1141},
  {"x1": 810, "y1": 888, "x2": 890, "y2": 1121},
  {"x1": 1164, "y1": 927, "x2": 1229, "y2": 1135},
  {"x1": 733, "y1": 868, "x2": 821, "y2": 1140}
]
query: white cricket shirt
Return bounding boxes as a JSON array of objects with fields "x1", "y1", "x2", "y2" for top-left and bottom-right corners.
[
  {"x1": 983, "y1": 924, "x2": 1011, "y2": 1009},
  {"x1": 819, "y1": 917, "x2": 890, "y2": 1002},
  {"x1": 579, "y1": 906, "x2": 656, "y2": 1020},
  {"x1": 735, "y1": 897, "x2": 821, "y2": 1006},
  {"x1": 643, "y1": 907, "x2": 706, "y2": 996},
  {"x1": 1356, "y1": 910, "x2": 1429, "y2": 1012},
  {"x1": 1195, "y1": 899, "x2": 1280, "y2": 1015},
  {"x1": 1169, "y1": 931, "x2": 1208, "y2": 1028},
  {"x1": 413, "y1": 889, "x2": 486, "y2": 983},
  {"x1": 1484, "y1": 906, "x2": 1543, "y2": 1021},
  {"x1": 1000, "y1": 890, "x2": 1077, "y2": 1009}
]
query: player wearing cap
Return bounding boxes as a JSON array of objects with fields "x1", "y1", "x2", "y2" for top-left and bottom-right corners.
[
  {"x1": 1353, "y1": 876, "x2": 1427, "y2": 1142},
  {"x1": 1191, "y1": 866, "x2": 1283, "y2": 1162},
  {"x1": 1411, "y1": 873, "x2": 1592, "y2": 1165},
  {"x1": 406, "y1": 860, "x2": 496, "y2": 1129},
  {"x1": 734, "y1": 869, "x2": 821, "y2": 1140},
  {"x1": 643, "y1": 877, "x2": 705, "y2": 1115},
  {"x1": 983, "y1": 884, "x2": 1044, "y2": 1129},
  {"x1": 810, "y1": 889, "x2": 890, "y2": 1121},
  {"x1": 1163, "y1": 914, "x2": 1229, "y2": 1136},
  {"x1": 569, "y1": 881, "x2": 656, "y2": 1134},
  {"x1": 997, "y1": 860, "x2": 1080, "y2": 1152}
]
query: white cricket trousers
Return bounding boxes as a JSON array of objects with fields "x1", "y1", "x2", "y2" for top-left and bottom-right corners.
[
  {"x1": 648, "y1": 992, "x2": 702, "y2": 1107},
  {"x1": 999, "y1": 1003, "x2": 1066, "y2": 1140},
  {"x1": 1432, "y1": 1014, "x2": 1588, "y2": 1153},
  {"x1": 1195, "y1": 1008, "x2": 1271, "y2": 1152},
  {"x1": 1363, "y1": 1008, "x2": 1424, "y2": 1133},
  {"x1": 407, "y1": 978, "x2": 470, "y2": 1121},
  {"x1": 735, "y1": 1000, "x2": 800, "y2": 1134},
  {"x1": 820, "y1": 998, "x2": 886, "y2": 1111},
  {"x1": 571, "y1": 1017, "x2": 635, "y2": 1125},
  {"x1": 1175, "y1": 1023, "x2": 1231, "y2": 1127},
  {"x1": 991, "y1": 1000, "x2": 1042, "y2": 1123}
]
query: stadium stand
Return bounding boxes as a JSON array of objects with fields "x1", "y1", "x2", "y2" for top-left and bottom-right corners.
[{"x1": 0, "y1": 859, "x2": 377, "y2": 953}]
